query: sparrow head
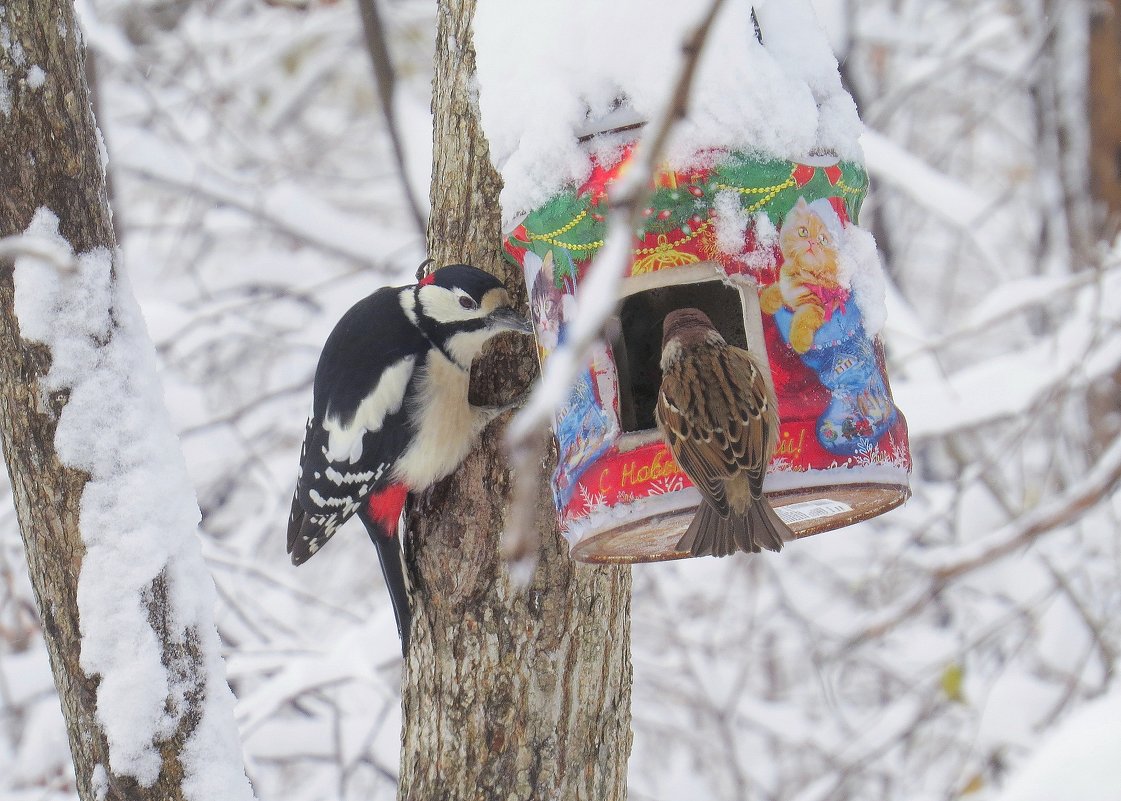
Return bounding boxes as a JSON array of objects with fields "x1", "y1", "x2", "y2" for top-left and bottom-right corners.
[
  {"x1": 415, "y1": 263, "x2": 532, "y2": 368},
  {"x1": 662, "y1": 307, "x2": 724, "y2": 348}
]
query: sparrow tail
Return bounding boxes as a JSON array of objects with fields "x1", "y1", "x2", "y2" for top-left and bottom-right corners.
[
  {"x1": 677, "y1": 499, "x2": 789, "y2": 558},
  {"x1": 739, "y1": 498, "x2": 789, "y2": 553}
]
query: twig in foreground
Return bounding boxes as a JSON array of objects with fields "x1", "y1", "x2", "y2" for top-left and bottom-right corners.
[{"x1": 501, "y1": 0, "x2": 729, "y2": 577}]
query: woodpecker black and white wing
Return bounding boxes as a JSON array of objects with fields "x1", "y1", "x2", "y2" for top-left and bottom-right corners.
[
  {"x1": 287, "y1": 287, "x2": 426, "y2": 564},
  {"x1": 286, "y1": 408, "x2": 414, "y2": 564}
]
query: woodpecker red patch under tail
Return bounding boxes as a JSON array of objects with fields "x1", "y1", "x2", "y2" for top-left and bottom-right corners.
[{"x1": 366, "y1": 484, "x2": 409, "y2": 534}]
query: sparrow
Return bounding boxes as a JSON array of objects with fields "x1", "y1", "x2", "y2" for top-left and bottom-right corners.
[{"x1": 655, "y1": 307, "x2": 792, "y2": 557}]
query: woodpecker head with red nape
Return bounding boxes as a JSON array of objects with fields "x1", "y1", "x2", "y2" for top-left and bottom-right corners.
[{"x1": 412, "y1": 264, "x2": 532, "y2": 370}]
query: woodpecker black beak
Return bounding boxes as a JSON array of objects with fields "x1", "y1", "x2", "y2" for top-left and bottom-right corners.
[{"x1": 487, "y1": 307, "x2": 533, "y2": 335}]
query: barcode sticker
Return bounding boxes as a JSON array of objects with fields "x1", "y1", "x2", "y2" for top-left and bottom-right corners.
[{"x1": 775, "y1": 498, "x2": 852, "y2": 524}]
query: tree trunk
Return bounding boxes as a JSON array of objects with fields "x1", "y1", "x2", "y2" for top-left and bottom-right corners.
[
  {"x1": 398, "y1": 2, "x2": 634, "y2": 800},
  {"x1": 1089, "y1": 0, "x2": 1121, "y2": 226},
  {"x1": 0, "y1": 4, "x2": 250, "y2": 800}
]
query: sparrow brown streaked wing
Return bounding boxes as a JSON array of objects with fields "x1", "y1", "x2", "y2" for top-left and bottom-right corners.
[
  {"x1": 656, "y1": 378, "x2": 731, "y2": 515},
  {"x1": 718, "y1": 344, "x2": 778, "y2": 494}
]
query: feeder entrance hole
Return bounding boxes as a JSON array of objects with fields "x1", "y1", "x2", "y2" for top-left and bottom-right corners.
[{"x1": 612, "y1": 277, "x2": 749, "y2": 433}]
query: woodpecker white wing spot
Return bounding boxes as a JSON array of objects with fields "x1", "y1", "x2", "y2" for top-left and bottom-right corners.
[
  {"x1": 323, "y1": 356, "x2": 415, "y2": 462},
  {"x1": 308, "y1": 488, "x2": 353, "y2": 509},
  {"x1": 324, "y1": 465, "x2": 378, "y2": 485}
]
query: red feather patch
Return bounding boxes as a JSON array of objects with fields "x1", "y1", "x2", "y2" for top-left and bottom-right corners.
[
  {"x1": 366, "y1": 484, "x2": 408, "y2": 533},
  {"x1": 418, "y1": 272, "x2": 437, "y2": 287}
]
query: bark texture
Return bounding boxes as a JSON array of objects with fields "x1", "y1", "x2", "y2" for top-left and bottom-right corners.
[
  {"x1": 0, "y1": 3, "x2": 221, "y2": 799},
  {"x1": 398, "y1": 2, "x2": 633, "y2": 799},
  {"x1": 1090, "y1": 0, "x2": 1121, "y2": 226}
]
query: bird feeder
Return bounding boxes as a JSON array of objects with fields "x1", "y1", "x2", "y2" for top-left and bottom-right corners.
[{"x1": 504, "y1": 143, "x2": 911, "y2": 563}]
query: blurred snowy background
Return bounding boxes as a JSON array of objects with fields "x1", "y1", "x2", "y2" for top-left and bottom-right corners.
[{"x1": 3, "y1": 0, "x2": 1121, "y2": 800}]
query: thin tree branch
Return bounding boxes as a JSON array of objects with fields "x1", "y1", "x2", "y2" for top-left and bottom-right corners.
[
  {"x1": 843, "y1": 431, "x2": 1121, "y2": 650},
  {"x1": 355, "y1": 0, "x2": 429, "y2": 241}
]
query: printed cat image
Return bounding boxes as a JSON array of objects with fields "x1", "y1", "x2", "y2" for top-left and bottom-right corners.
[
  {"x1": 530, "y1": 251, "x2": 566, "y2": 352},
  {"x1": 759, "y1": 197, "x2": 849, "y2": 354}
]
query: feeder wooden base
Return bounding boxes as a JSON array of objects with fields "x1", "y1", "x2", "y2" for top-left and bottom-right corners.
[{"x1": 568, "y1": 483, "x2": 911, "y2": 564}]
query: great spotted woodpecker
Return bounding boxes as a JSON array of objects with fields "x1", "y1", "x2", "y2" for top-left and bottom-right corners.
[
  {"x1": 656, "y1": 308, "x2": 792, "y2": 557},
  {"x1": 286, "y1": 264, "x2": 531, "y2": 652}
]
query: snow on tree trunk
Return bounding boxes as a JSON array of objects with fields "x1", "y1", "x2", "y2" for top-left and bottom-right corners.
[
  {"x1": 397, "y1": 1, "x2": 633, "y2": 799},
  {"x1": 0, "y1": 3, "x2": 254, "y2": 800}
]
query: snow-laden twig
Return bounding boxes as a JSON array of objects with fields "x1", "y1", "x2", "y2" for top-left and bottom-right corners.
[
  {"x1": 501, "y1": 0, "x2": 728, "y2": 575},
  {"x1": 0, "y1": 235, "x2": 78, "y2": 274},
  {"x1": 923, "y1": 431, "x2": 1121, "y2": 580}
]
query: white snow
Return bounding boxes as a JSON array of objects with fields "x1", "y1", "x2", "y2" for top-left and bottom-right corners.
[
  {"x1": 26, "y1": 64, "x2": 45, "y2": 89},
  {"x1": 12, "y1": 209, "x2": 255, "y2": 799},
  {"x1": 894, "y1": 266, "x2": 1121, "y2": 439},
  {"x1": 840, "y1": 224, "x2": 887, "y2": 335},
  {"x1": 113, "y1": 127, "x2": 411, "y2": 270},
  {"x1": 91, "y1": 764, "x2": 108, "y2": 801},
  {"x1": 990, "y1": 684, "x2": 1121, "y2": 801},
  {"x1": 473, "y1": 0, "x2": 863, "y2": 220},
  {"x1": 713, "y1": 189, "x2": 751, "y2": 257}
]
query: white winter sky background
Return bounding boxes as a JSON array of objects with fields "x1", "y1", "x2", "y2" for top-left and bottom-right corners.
[{"x1": 2, "y1": 1, "x2": 1120, "y2": 801}]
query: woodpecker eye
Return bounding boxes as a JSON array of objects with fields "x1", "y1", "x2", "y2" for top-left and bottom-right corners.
[{"x1": 459, "y1": 296, "x2": 477, "y2": 310}]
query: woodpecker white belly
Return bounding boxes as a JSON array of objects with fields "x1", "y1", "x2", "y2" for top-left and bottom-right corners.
[{"x1": 394, "y1": 350, "x2": 489, "y2": 488}]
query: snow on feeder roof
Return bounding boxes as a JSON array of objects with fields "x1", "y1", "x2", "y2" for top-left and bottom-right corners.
[
  {"x1": 480, "y1": 0, "x2": 910, "y2": 561},
  {"x1": 475, "y1": 0, "x2": 864, "y2": 220}
]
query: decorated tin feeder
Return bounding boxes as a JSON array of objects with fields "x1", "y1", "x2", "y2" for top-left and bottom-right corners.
[{"x1": 504, "y1": 143, "x2": 911, "y2": 563}]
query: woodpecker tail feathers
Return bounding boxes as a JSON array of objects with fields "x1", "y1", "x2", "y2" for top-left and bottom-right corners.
[
  {"x1": 286, "y1": 490, "x2": 320, "y2": 566},
  {"x1": 677, "y1": 499, "x2": 788, "y2": 558},
  {"x1": 364, "y1": 517, "x2": 412, "y2": 657}
]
